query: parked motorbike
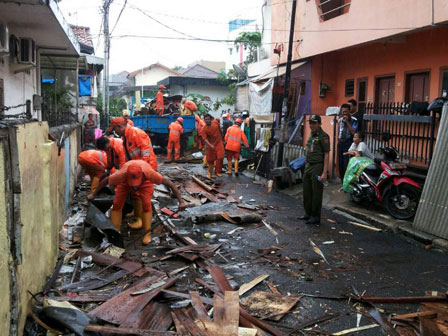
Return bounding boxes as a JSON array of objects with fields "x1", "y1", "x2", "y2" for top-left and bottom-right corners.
[{"x1": 350, "y1": 134, "x2": 422, "y2": 220}]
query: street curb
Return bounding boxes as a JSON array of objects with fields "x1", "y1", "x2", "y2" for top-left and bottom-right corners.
[{"x1": 334, "y1": 205, "x2": 448, "y2": 253}]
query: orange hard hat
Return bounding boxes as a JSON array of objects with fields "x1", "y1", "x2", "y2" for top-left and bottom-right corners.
[
  {"x1": 159, "y1": 84, "x2": 166, "y2": 89},
  {"x1": 184, "y1": 100, "x2": 198, "y2": 112},
  {"x1": 177, "y1": 117, "x2": 184, "y2": 123},
  {"x1": 107, "y1": 117, "x2": 126, "y2": 132},
  {"x1": 236, "y1": 118, "x2": 243, "y2": 124},
  {"x1": 215, "y1": 117, "x2": 220, "y2": 122}
]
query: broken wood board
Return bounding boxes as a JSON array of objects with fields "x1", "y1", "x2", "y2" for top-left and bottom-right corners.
[
  {"x1": 239, "y1": 274, "x2": 269, "y2": 296},
  {"x1": 59, "y1": 269, "x2": 128, "y2": 293},
  {"x1": 84, "y1": 324, "x2": 177, "y2": 335},
  {"x1": 346, "y1": 221, "x2": 382, "y2": 232},
  {"x1": 391, "y1": 310, "x2": 438, "y2": 320},
  {"x1": 192, "y1": 212, "x2": 262, "y2": 225},
  {"x1": 90, "y1": 275, "x2": 169, "y2": 325},
  {"x1": 332, "y1": 324, "x2": 379, "y2": 335},
  {"x1": 240, "y1": 291, "x2": 301, "y2": 321},
  {"x1": 75, "y1": 250, "x2": 143, "y2": 273},
  {"x1": 120, "y1": 301, "x2": 173, "y2": 331}
]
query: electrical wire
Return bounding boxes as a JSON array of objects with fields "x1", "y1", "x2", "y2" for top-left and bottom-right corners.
[{"x1": 110, "y1": 0, "x2": 128, "y2": 35}]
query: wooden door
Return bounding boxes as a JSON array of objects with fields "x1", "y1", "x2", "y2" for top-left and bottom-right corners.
[
  {"x1": 375, "y1": 76, "x2": 395, "y2": 104},
  {"x1": 406, "y1": 72, "x2": 429, "y2": 102}
]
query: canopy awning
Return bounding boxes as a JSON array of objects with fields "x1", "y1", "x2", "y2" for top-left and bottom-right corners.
[
  {"x1": 83, "y1": 106, "x2": 99, "y2": 115},
  {"x1": 250, "y1": 61, "x2": 307, "y2": 82}
]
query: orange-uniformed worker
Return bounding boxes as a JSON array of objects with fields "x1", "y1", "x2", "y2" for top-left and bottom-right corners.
[
  {"x1": 107, "y1": 117, "x2": 158, "y2": 171},
  {"x1": 88, "y1": 160, "x2": 187, "y2": 245},
  {"x1": 122, "y1": 110, "x2": 134, "y2": 127},
  {"x1": 201, "y1": 114, "x2": 225, "y2": 179},
  {"x1": 96, "y1": 136, "x2": 126, "y2": 171},
  {"x1": 156, "y1": 84, "x2": 166, "y2": 115},
  {"x1": 224, "y1": 118, "x2": 249, "y2": 176},
  {"x1": 195, "y1": 114, "x2": 208, "y2": 168},
  {"x1": 167, "y1": 117, "x2": 184, "y2": 161},
  {"x1": 78, "y1": 149, "x2": 108, "y2": 193},
  {"x1": 181, "y1": 100, "x2": 197, "y2": 116}
]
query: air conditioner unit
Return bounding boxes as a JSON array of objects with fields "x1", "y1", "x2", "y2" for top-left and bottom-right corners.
[
  {"x1": 0, "y1": 24, "x2": 9, "y2": 56},
  {"x1": 19, "y1": 38, "x2": 36, "y2": 66}
]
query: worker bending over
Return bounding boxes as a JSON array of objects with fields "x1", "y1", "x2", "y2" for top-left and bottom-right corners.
[
  {"x1": 224, "y1": 118, "x2": 249, "y2": 176},
  {"x1": 88, "y1": 160, "x2": 187, "y2": 245},
  {"x1": 78, "y1": 149, "x2": 108, "y2": 193},
  {"x1": 108, "y1": 117, "x2": 158, "y2": 171},
  {"x1": 122, "y1": 110, "x2": 134, "y2": 127},
  {"x1": 167, "y1": 117, "x2": 184, "y2": 161},
  {"x1": 201, "y1": 114, "x2": 225, "y2": 179},
  {"x1": 96, "y1": 136, "x2": 126, "y2": 171}
]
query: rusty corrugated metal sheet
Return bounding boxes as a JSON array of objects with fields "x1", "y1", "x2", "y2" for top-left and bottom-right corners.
[{"x1": 413, "y1": 103, "x2": 448, "y2": 239}]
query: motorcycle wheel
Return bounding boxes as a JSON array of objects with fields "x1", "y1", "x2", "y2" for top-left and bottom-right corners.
[
  {"x1": 350, "y1": 192, "x2": 363, "y2": 204},
  {"x1": 384, "y1": 184, "x2": 421, "y2": 220}
]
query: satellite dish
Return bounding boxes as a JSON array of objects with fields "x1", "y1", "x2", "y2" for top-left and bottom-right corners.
[{"x1": 233, "y1": 64, "x2": 247, "y2": 79}]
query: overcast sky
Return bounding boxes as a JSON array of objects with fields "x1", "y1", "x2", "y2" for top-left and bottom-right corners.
[{"x1": 58, "y1": 0, "x2": 261, "y2": 74}]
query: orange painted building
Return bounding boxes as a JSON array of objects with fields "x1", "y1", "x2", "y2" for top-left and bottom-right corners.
[{"x1": 271, "y1": 0, "x2": 448, "y2": 113}]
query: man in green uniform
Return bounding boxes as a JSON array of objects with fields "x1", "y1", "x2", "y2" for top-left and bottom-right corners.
[{"x1": 299, "y1": 115, "x2": 330, "y2": 224}]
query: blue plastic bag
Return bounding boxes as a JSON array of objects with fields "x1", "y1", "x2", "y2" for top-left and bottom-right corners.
[{"x1": 289, "y1": 156, "x2": 306, "y2": 173}]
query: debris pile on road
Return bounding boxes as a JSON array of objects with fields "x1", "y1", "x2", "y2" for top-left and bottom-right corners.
[{"x1": 26, "y1": 164, "x2": 448, "y2": 336}]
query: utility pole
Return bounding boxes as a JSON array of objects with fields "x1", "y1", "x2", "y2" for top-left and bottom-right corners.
[
  {"x1": 277, "y1": 0, "x2": 297, "y2": 167},
  {"x1": 102, "y1": 0, "x2": 112, "y2": 124}
]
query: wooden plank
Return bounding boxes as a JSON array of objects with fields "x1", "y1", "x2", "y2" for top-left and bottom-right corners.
[
  {"x1": 172, "y1": 308, "x2": 207, "y2": 336},
  {"x1": 49, "y1": 295, "x2": 110, "y2": 303},
  {"x1": 223, "y1": 291, "x2": 239, "y2": 336},
  {"x1": 241, "y1": 291, "x2": 301, "y2": 321},
  {"x1": 76, "y1": 250, "x2": 143, "y2": 273},
  {"x1": 60, "y1": 269, "x2": 128, "y2": 292},
  {"x1": 346, "y1": 221, "x2": 382, "y2": 232},
  {"x1": 84, "y1": 325, "x2": 176, "y2": 335},
  {"x1": 238, "y1": 274, "x2": 269, "y2": 296},
  {"x1": 268, "y1": 281, "x2": 281, "y2": 295},
  {"x1": 332, "y1": 324, "x2": 379, "y2": 335},
  {"x1": 120, "y1": 301, "x2": 172, "y2": 330},
  {"x1": 171, "y1": 311, "x2": 191, "y2": 336},
  {"x1": 391, "y1": 310, "x2": 438, "y2": 320}
]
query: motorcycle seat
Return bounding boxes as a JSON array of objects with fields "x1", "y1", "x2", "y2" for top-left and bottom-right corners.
[{"x1": 364, "y1": 163, "x2": 382, "y2": 180}]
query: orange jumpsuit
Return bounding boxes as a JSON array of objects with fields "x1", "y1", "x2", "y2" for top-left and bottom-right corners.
[
  {"x1": 126, "y1": 119, "x2": 134, "y2": 127},
  {"x1": 123, "y1": 125, "x2": 158, "y2": 171},
  {"x1": 109, "y1": 160, "x2": 163, "y2": 212},
  {"x1": 78, "y1": 149, "x2": 107, "y2": 192},
  {"x1": 167, "y1": 121, "x2": 183, "y2": 160},
  {"x1": 195, "y1": 115, "x2": 205, "y2": 149},
  {"x1": 225, "y1": 125, "x2": 249, "y2": 161},
  {"x1": 107, "y1": 137, "x2": 126, "y2": 170},
  {"x1": 201, "y1": 119, "x2": 225, "y2": 173},
  {"x1": 156, "y1": 90, "x2": 164, "y2": 115}
]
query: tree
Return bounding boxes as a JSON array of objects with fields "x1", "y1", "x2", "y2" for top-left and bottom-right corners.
[
  {"x1": 234, "y1": 31, "x2": 261, "y2": 71},
  {"x1": 214, "y1": 70, "x2": 238, "y2": 109},
  {"x1": 172, "y1": 65, "x2": 182, "y2": 71}
]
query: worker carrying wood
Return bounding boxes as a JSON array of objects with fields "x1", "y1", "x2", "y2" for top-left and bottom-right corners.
[
  {"x1": 77, "y1": 149, "x2": 108, "y2": 193},
  {"x1": 224, "y1": 118, "x2": 249, "y2": 176},
  {"x1": 201, "y1": 114, "x2": 225, "y2": 179},
  {"x1": 156, "y1": 84, "x2": 166, "y2": 115},
  {"x1": 88, "y1": 160, "x2": 187, "y2": 245},
  {"x1": 96, "y1": 136, "x2": 126, "y2": 171},
  {"x1": 122, "y1": 110, "x2": 134, "y2": 127},
  {"x1": 167, "y1": 117, "x2": 184, "y2": 161},
  {"x1": 107, "y1": 117, "x2": 158, "y2": 171}
]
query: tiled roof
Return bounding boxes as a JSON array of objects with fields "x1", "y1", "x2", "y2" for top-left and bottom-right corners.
[
  {"x1": 128, "y1": 62, "x2": 184, "y2": 78},
  {"x1": 70, "y1": 25, "x2": 93, "y2": 47}
]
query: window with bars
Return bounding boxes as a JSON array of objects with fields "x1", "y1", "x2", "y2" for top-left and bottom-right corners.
[
  {"x1": 345, "y1": 79, "x2": 354, "y2": 97},
  {"x1": 318, "y1": 0, "x2": 351, "y2": 21}
]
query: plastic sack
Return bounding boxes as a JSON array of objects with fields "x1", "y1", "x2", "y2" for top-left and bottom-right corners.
[
  {"x1": 192, "y1": 151, "x2": 204, "y2": 159},
  {"x1": 343, "y1": 156, "x2": 373, "y2": 192},
  {"x1": 289, "y1": 156, "x2": 306, "y2": 173},
  {"x1": 94, "y1": 128, "x2": 103, "y2": 140}
]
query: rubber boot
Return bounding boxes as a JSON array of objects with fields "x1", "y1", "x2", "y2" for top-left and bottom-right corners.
[
  {"x1": 110, "y1": 210, "x2": 122, "y2": 231},
  {"x1": 128, "y1": 199, "x2": 143, "y2": 229},
  {"x1": 225, "y1": 161, "x2": 232, "y2": 175},
  {"x1": 91, "y1": 176, "x2": 100, "y2": 194},
  {"x1": 202, "y1": 155, "x2": 207, "y2": 168},
  {"x1": 234, "y1": 160, "x2": 239, "y2": 176},
  {"x1": 207, "y1": 163, "x2": 214, "y2": 179},
  {"x1": 142, "y1": 211, "x2": 153, "y2": 245}
]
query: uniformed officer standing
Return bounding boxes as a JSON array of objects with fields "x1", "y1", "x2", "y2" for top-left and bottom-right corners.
[{"x1": 299, "y1": 115, "x2": 330, "y2": 224}]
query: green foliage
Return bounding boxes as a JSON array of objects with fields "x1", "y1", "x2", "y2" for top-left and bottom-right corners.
[
  {"x1": 186, "y1": 93, "x2": 211, "y2": 116},
  {"x1": 96, "y1": 92, "x2": 103, "y2": 114},
  {"x1": 172, "y1": 65, "x2": 182, "y2": 71},
  {"x1": 234, "y1": 31, "x2": 262, "y2": 71},
  {"x1": 109, "y1": 98, "x2": 128, "y2": 116},
  {"x1": 215, "y1": 70, "x2": 238, "y2": 109},
  {"x1": 42, "y1": 84, "x2": 74, "y2": 113}
]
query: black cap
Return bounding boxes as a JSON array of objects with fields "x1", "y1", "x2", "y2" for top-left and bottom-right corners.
[{"x1": 309, "y1": 114, "x2": 321, "y2": 123}]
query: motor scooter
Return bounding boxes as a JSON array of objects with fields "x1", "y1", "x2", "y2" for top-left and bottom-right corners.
[{"x1": 350, "y1": 133, "x2": 422, "y2": 220}]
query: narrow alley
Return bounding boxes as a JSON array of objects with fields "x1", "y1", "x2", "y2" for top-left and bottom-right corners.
[{"x1": 28, "y1": 159, "x2": 448, "y2": 335}]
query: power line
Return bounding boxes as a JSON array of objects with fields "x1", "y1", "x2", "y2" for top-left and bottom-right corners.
[{"x1": 110, "y1": 0, "x2": 128, "y2": 35}]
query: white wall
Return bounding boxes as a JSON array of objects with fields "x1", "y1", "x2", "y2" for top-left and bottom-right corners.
[
  {"x1": 134, "y1": 66, "x2": 179, "y2": 86},
  {"x1": 0, "y1": 53, "x2": 39, "y2": 119}
]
